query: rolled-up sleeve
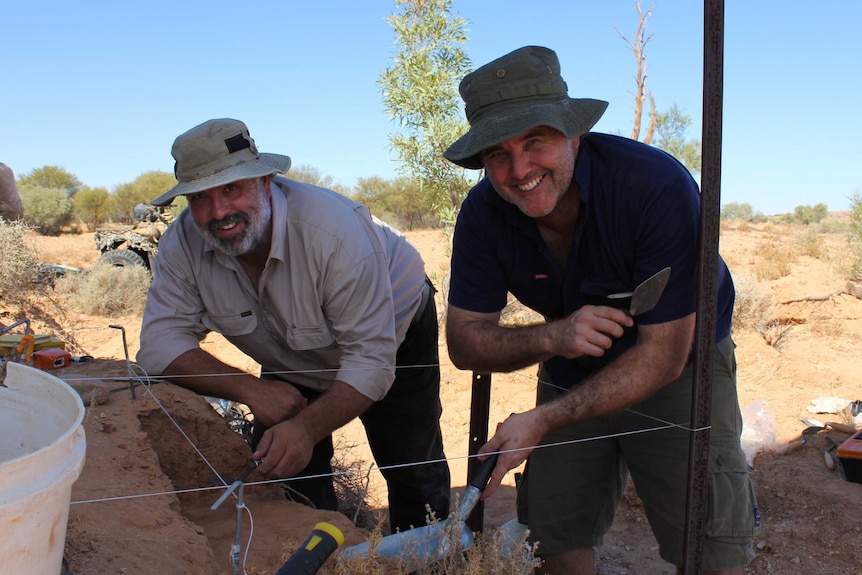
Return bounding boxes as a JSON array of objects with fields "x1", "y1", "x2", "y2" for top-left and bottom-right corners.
[
  {"x1": 136, "y1": 226, "x2": 209, "y2": 375},
  {"x1": 323, "y1": 244, "x2": 396, "y2": 402}
]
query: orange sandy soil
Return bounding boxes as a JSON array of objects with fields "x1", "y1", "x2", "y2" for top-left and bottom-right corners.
[{"x1": 4, "y1": 222, "x2": 862, "y2": 574}]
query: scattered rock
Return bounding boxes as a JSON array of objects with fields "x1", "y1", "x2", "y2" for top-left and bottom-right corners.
[{"x1": 68, "y1": 380, "x2": 110, "y2": 405}]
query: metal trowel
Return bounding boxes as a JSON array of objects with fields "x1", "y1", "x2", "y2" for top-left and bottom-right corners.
[
  {"x1": 340, "y1": 454, "x2": 499, "y2": 569},
  {"x1": 608, "y1": 267, "x2": 671, "y2": 316}
]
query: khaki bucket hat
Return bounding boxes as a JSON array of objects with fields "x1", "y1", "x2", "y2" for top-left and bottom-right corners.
[
  {"x1": 151, "y1": 118, "x2": 291, "y2": 206},
  {"x1": 444, "y1": 46, "x2": 608, "y2": 170}
]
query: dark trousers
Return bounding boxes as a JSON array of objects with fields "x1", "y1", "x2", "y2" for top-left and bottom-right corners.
[{"x1": 254, "y1": 284, "x2": 451, "y2": 532}]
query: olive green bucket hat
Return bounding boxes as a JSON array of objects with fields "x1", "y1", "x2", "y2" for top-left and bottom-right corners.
[
  {"x1": 444, "y1": 46, "x2": 609, "y2": 170},
  {"x1": 151, "y1": 118, "x2": 292, "y2": 206}
]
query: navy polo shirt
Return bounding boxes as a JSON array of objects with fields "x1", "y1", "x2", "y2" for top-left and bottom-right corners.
[{"x1": 449, "y1": 132, "x2": 734, "y2": 389}]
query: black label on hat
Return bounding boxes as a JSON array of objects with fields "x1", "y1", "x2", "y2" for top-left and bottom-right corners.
[{"x1": 225, "y1": 134, "x2": 251, "y2": 154}]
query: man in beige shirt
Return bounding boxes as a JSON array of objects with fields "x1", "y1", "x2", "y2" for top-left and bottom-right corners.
[{"x1": 137, "y1": 118, "x2": 450, "y2": 532}]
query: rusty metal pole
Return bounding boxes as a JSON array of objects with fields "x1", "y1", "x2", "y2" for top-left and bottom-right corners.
[
  {"x1": 465, "y1": 371, "x2": 492, "y2": 533},
  {"x1": 682, "y1": 0, "x2": 724, "y2": 573}
]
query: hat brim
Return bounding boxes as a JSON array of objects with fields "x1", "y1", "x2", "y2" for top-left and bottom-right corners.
[
  {"x1": 151, "y1": 153, "x2": 292, "y2": 206},
  {"x1": 444, "y1": 98, "x2": 608, "y2": 170}
]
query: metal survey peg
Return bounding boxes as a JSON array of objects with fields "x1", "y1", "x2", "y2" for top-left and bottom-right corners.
[{"x1": 108, "y1": 324, "x2": 136, "y2": 398}]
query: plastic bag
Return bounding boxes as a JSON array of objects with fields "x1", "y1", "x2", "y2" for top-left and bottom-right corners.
[{"x1": 740, "y1": 399, "x2": 777, "y2": 466}]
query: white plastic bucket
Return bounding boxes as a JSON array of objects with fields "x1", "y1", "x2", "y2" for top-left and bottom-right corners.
[{"x1": 0, "y1": 362, "x2": 86, "y2": 575}]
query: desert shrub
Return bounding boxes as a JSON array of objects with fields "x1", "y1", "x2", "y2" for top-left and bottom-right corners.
[
  {"x1": 813, "y1": 216, "x2": 850, "y2": 235},
  {"x1": 732, "y1": 274, "x2": 774, "y2": 333},
  {"x1": 753, "y1": 242, "x2": 794, "y2": 280},
  {"x1": 797, "y1": 228, "x2": 824, "y2": 259},
  {"x1": 849, "y1": 191, "x2": 862, "y2": 280},
  {"x1": 732, "y1": 273, "x2": 791, "y2": 348},
  {"x1": 56, "y1": 261, "x2": 150, "y2": 315},
  {"x1": 19, "y1": 185, "x2": 75, "y2": 235},
  {"x1": 0, "y1": 219, "x2": 42, "y2": 306}
]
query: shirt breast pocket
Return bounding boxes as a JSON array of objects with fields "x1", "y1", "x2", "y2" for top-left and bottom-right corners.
[
  {"x1": 201, "y1": 311, "x2": 258, "y2": 336},
  {"x1": 285, "y1": 324, "x2": 335, "y2": 351}
]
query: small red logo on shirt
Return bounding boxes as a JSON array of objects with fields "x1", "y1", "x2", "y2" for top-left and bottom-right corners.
[{"x1": 535, "y1": 274, "x2": 548, "y2": 280}]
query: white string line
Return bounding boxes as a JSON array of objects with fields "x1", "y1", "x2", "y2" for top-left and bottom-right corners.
[
  {"x1": 67, "y1": 359, "x2": 713, "y2": 506},
  {"x1": 63, "y1": 359, "x2": 708, "y2": 434}
]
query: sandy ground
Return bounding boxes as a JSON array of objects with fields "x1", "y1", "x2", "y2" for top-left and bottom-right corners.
[{"x1": 3, "y1": 223, "x2": 862, "y2": 574}]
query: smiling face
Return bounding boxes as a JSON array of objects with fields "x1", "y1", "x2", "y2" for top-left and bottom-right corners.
[
  {"x1": 186, "y1": 176, "x2": 272, "y2": 256},
  {"x1": 480, "y1": 126, "x2": 580, "y2": 219}
]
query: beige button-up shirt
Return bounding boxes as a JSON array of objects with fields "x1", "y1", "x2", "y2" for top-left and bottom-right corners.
[{"x1": 137, "y1": 177, "x2": 427, "y2": 401}]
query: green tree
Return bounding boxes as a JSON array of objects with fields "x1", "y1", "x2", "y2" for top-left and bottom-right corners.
[
  {"x1": 654, "y1": 104, "x2": 702, "y2": 174},
  {"x1": 288, "y1": 164, "x2": 350, "y2": 196},
  {"x1": 353, "y1": 175, "x2": 437, "y2": 230},
  {"x1": 73, "y1": 186, "x2": 112, "y2": 228},
  {"x1": 19, "y1": 185, "x2": 75, "y2": 235},
  {"x1": 111, "y1": 171, "x2": 176, "y2": 222},
  {"x1": 793, "y1": 203, "x2": 828, "y2": 225},
  {"x1": 720, "y1": 202, "x2": 753, "y2": 221},
  {"x1": 17, "y1": 165, "x2": 82, "y2": 195},
  {"x1": 380, "y1": 0, "x2": 473, "y2": 230}
]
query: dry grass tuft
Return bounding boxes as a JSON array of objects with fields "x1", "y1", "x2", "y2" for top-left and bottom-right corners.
[
  {"x1": 55, "y1": 261, "x2": 150, "y2": 316},
  {"x1": 333, "y1": 513, "x2": 541, "y2": 575},
  {"x1": 797, "y1": 228, "x2": 825, "y2": 259},
  {"x1": 752, "y1": 242, "x2": 795, "y2": 280}
]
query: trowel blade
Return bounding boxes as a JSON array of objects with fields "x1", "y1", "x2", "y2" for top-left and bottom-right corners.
[{"x1": 628, "y1": 267, "x2": 671, "y2": 316}]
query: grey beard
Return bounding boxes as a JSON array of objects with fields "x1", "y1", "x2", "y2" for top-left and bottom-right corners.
[{"x1": 200, "y1": 198, "x2": 271, "y2": 256}]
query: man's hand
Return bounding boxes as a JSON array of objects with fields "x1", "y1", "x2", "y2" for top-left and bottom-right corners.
[
  {"x1": 241, "y1": 378, "x2": 307, "y2": 427},
  {"x1": 447, "y1": 303, "x2": 632, "y2": 373},
  {"x1": 477, "y1": 409, "x2": 550, "y2": 500},
  {"x1": 251, "y1": 418, "x2": 316, "y2": 478},
  {"x1": 251, "y1": 381, "x2": 373, "y2": 480},
  {"x1": 550, "y1": 305, "x2": 633, "y2": 360}
]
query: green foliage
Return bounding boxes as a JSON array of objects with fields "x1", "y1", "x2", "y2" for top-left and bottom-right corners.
[
  {"x1": 792, "y1": 203, "x2": 828, "y2": 225},
  {"x1": 110, "y1": 171, "x2": 176, "y2": 222},
  {"x1": 653, "y1": 104, "x2": 702, "y2": 174},
  {"x1": 16, "y1": 165, "x2": 82, "y2": 195},
  {"x1": 352, "y1": 176, "x2": 438, "y2": 230},
  {"x1": 288, "y1": 164, "x2": 351, "y2": 196},
  {"x1": 848, "y1": 190, "x2": 862, "y2": 279},
  {"x1": 73, "y1": 186, "x2": 112, "y2": 228},
  {"x1": 0, "y1": 219, "x2": 41, "y2": 305},
  {"x1": 380, "y1": 0, "x2": 474, "y2": 229},
  {"x1": 720, "y1": 202, "x2": 767, "y2": 223},
  {"x1": 56, "y1": 261, "x2": 150, "y2": 316},
  {"x1": 19, "y1": 186, "x2": 75, "y2": 235}
]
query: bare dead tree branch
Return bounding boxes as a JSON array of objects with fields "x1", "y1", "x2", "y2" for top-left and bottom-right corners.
[{"x1": 615, "y1": 0, "x2": 656, "y2": 142}]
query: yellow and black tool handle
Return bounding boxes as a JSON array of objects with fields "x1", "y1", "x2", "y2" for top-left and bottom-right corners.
[{"x1": 276, "y1": 522, "x2": 344, "y2": 575}]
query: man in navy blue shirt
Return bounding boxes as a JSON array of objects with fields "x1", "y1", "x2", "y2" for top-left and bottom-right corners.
[{"x1": 444, "y1": 46, "x2": 756, "y2": 575}]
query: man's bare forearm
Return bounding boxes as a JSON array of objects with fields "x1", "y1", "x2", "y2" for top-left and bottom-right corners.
[
  {"x1": 295, "y1": 381, "x2": 374, "y2": 444},
  {"x1": 161, "y1": 348, "x2": 259, "y2": 404},
  {"x1": 447, "y1": 320, "x2": 554, "y2": 373}
]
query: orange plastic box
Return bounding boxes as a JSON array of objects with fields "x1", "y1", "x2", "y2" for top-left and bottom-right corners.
[
  {"x1": 837, "y1": 429, "x2": 862, "y2": 484},
  {"x1": 32, "y1": 347, "x2": 71, "y2": 370}
]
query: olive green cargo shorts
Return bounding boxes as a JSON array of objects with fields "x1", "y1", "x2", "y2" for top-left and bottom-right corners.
[{"x1": 517, "y1": 337, "x2": 758, "y2": 570}]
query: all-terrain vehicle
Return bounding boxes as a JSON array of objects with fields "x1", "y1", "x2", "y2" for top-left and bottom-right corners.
[{"x1": 94, "y1": 203, "x2": 174, "y2": 271}]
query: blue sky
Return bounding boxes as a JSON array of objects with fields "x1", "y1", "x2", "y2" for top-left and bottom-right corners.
[{"x1": 3, "y1": 1, "x2": 860, "y2": 216}]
